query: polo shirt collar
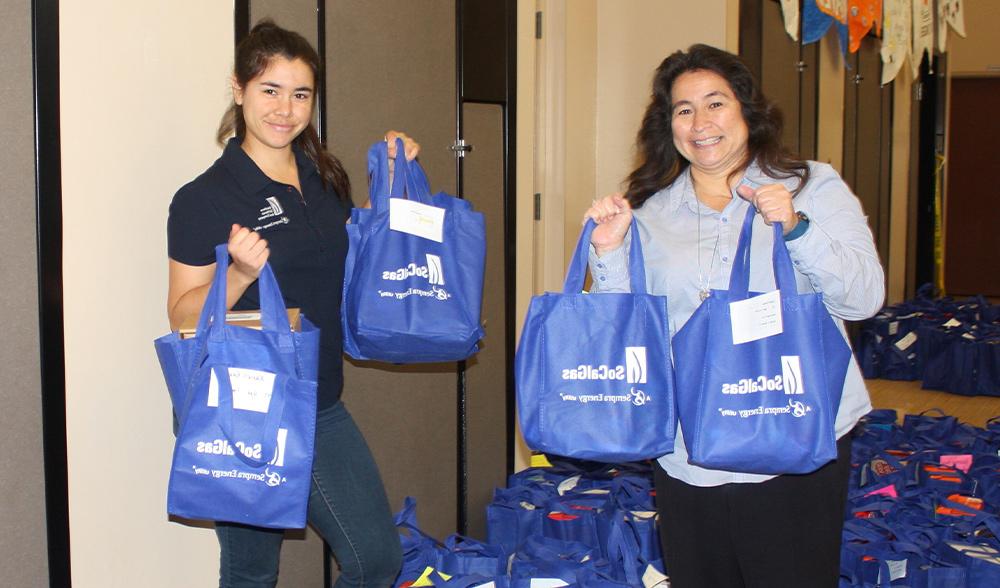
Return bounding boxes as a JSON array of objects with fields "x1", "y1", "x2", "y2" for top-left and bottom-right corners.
[{"x1": 221, "y1": 136, "x2": 318, "y2": 196}]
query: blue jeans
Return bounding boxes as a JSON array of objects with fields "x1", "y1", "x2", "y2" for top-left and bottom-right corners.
[{"x1": 216, "y1": 401, "x2": 402, "y2": 587}]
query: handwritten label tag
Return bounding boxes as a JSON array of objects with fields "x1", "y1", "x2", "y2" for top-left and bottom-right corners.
[
  {"x1": 880, "y1": 559, "x2": 908, "y2": 582},
  {"x1": 389, "y1": 198, "x2": 445, "y2": 242},
  {"x1": 208, "y1": 367, "x2": 276, "y2": 413},
  {"x1": 730, "y1": 290, "x2": 783, "y2": 345}
]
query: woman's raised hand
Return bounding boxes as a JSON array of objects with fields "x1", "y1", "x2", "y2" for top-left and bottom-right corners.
[
  {"x1": 585, "y1": 193, "x2": 633, "y2": 256},
  {"x1": 228, "y1": 224, "x2": 269, "y2": 283},
  {"x1": 736, "y1": 183, "x2": 799, "y2": 236},
  {"x1": 385, "y1": 130, "x2": 420, "y2": 161}
]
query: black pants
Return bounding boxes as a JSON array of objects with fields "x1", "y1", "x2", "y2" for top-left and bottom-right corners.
[{"x1": 654, "y1": 434, "x2": 853, "y2": 588}]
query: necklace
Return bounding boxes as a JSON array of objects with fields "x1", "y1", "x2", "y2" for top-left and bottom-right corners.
[{"x1": 696, "y1": 198, "x2": 722, "y2": 301}]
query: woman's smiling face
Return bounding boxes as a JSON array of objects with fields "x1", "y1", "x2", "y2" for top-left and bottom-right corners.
[
  {"x1": 670, "y1": 68, "x2": 749, "y2": 178},
  {"x1": 233, "y1": 55, "x2": 315, "y2": 155}
]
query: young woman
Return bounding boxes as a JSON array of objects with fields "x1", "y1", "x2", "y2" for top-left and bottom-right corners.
[
  {"x1": 167, "y1": 20, "x2": 415, "y2": 587},
  {"x1": 586, "y1": 44, "x2": 884, "y2": 587}
]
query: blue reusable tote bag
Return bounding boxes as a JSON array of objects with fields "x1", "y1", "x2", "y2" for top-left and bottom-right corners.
[
  {"x1": 342, "y1": 138, "x2": 485, "y2": 363},
  {"x1": 515, "y1": 219, "x2": 675, "y2": 462},
  {"x1": 673, "y1": 206, "x2": 850, "y2": 474},
  {"x1": 160, "y1": 244, "x2": 318, "y2": 529}
]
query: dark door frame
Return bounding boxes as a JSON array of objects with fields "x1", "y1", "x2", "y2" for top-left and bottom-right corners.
[{"x1": 32, "y1": 0, "x2": 71, "y2": 586}]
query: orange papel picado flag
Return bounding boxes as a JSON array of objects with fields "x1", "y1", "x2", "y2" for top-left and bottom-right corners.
[{"x1": 848, "y1": 0, "x2": 883, "y2": 53}]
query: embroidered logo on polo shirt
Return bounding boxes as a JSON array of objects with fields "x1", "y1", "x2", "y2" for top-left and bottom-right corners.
[
  {"x1": 254, "y1": 196, "x2": 290, "y2": 231},
  {"x1": 258, "y1": 196, "x2": 284, "y2": 220}
]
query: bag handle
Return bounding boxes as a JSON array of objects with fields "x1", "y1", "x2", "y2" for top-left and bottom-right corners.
[
  {"x1": 565, "y1": 218, "x2": 648, "y2": 294},
  {"x1": 194, "y1": 244, "x2": 294, "y2": 349},
  {"x1": 176, "y1": 245, "x2": 297, "y2": 429},
  {"x1": 367, "y1": 138, "x2": 433, "y2": 214},
  {"x1": 727, "y1": 205, "x2": 797, "y2": 300},
  {"x1": 393, "y1": 496, "x2": 445, "y2": 550},
  {"x1": 213, "y1": 364, "x2": 288, "y2": 469},
  {"x1": 605, "y1": 511, "x2": 642, "y2": 586}
]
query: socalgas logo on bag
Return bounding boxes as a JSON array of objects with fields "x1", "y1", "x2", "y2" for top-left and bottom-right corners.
[
  {"x1": 378, "y1": 253, "x2": 451, "y2": 301},
  {"x1": 721, "y1": 355, "x2": 805, "y2": 395},
  {"x1": 191, "y1": 428, "x2": 289, "y2": 487},
  {"x1": 558, "y1": 347, "x2": 651, "y2": 407},
  {"x1": 718, "y1": 356, "x2": 811, "y2": 420}
]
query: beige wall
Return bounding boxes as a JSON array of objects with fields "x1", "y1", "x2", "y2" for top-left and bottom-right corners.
[
  {"x1": 946, "y1": 0, "x2": 1000, "y2": 75},
  {"x1": 559, "y1": 0, "x2": 732, "y2": 270},
  {"x1": 61, "y1": 1, "x2": 232, "y2": 585}
]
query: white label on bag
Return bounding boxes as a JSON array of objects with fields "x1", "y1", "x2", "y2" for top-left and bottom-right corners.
[
  {"x1": 207, "y1": 368, "x2": 276, "y2": 413},
  {"x1": 730, "y1": 289, "x2": 783, "y2": 345},
  {"x1": 557, "y1": 475, "x2": 581, "y2": 496},
  {"x1": 389, "y1": 198, "x2": 445, "y2": 242},
  {"x1": 888, "y1": 321, "x2": 899, "y2": 336},
  {"x1": 894, "y1": 331, "x2": 918, "y2": 351},
  {"x1": 642, "y1": 563, "x2": 669, "y2": 588},
  {"x1": 946, "y1": 541, "x2": 1000, "y2": 564},
  {"x1": 530, "y1": 580, "x2": 569, "y2": 588},
  {"x1": 878, "y1": 559, "x2": 907, "y2": 582}
]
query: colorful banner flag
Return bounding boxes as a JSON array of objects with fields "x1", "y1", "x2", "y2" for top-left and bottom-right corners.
[
  {"x1": 912, "y1": 0, "x2": 934, "y2": 76},
  {"x1": 938, "y1": 0, "x2": 949, "y2": 52},
  {"x1": 804, "y1": 0, "x2": 850, "y2": 57},
  {"x1": 848, "y1": 0, "x2": 883, "y2": 53},
  {"x1": 803, "y1": 0, "x2": 835, "y2": 44},
  {"x1": 780, "y1": 0, "x2": 800, "y2": 41},
  {"x1": 816, "y1": 0, "x2": 849, "y2": 22},
  {"x1": 880, "y1": 0, "x2": 911, "y2": 85},
  {"x1": 945, "y1": 0, "x2": 966, "y2": 37}
]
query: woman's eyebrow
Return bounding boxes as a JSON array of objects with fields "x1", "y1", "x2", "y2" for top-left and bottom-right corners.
[{"x1": 259, "y1": 80, "x2": 314, "y2": 93}]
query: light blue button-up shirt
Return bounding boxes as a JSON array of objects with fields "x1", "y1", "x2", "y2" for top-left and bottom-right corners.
[{"x1": 589, "y1": 160, "x2": 885, "y2": 487}]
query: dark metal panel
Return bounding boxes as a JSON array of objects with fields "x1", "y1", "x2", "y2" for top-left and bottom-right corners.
[
  {"x1": 842, "y1": 52, "x2": 860, "y2": 192},
  {"x1": 799, "y1": 42, "x2": 819, "y2": 160},
  {"x1": 460, "y1": 0, "x2": 509, "y2": 103},
  {"x1": 251, "y1": 0, "x2": 319, "y2": 53},
  {"x1": 913, "y1": 57, "x2": 943, "y2": 293},
  {"x1": 760, "y1": 0, "x2": 800, "y2": 155},
  {"x1": 841, "y1": 38, "x2": 894, "y2": 287},
  {"x1": 738, "y1": 0, "x2": 763, "y2": 82},
  {"x1": 461, "y1": 103, "x2": 507, "y2": 539},
  {"x1": 743, "y1": 1, "x2": 818, "y2": 160},
  {"x1": 326, "y1": 0, "x2": 459, "y2": 542}
]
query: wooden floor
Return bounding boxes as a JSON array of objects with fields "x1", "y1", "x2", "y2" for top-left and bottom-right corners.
[{"x1": 866, "y1": 378, "x2": 1000, "y2": 427}]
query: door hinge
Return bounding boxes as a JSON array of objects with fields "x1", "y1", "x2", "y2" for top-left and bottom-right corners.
[
  {"x1": 449, "y1": 139, "x2": 474, "y2": 158},
  {"x1": 534, "y1": 193, "x2": 541, "y2": 220},
  {"x1": 535, "y1": 11, "x2": 543, "y2": 39}
]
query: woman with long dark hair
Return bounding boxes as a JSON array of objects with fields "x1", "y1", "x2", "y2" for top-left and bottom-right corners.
[
  {"x1": 167, "y1": 20, "x2": 413, "y2": 587},
  {"x1": 586, "y1": 44, "x2": 884, "y2": 586}
]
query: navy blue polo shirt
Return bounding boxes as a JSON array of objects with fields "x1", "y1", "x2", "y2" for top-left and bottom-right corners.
[{"x1": 168, "y1": 138, "x2": 351, "y2": 409}]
